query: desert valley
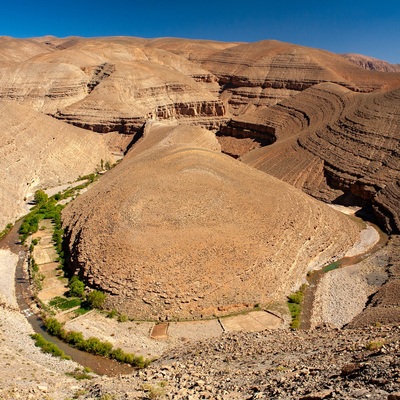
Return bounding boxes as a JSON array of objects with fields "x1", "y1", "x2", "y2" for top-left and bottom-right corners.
[{"x1": 0, "y1": 35, "x2": 399, "y2": 399}]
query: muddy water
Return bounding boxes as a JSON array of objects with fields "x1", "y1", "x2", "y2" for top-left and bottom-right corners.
[
  {"x1": 1, "y1": 221, "x2": 134, "y2": 376},
  {"x1": 300, "y1": 222, "x2": 388, "y2": 329}
]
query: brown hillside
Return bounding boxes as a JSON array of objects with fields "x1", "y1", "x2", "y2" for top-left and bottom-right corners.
[
  {"x1": 0, "y1": 101, "x2": 115, "y2": 229},
  {"x1": 0, "y1": 36, "x2": 51, "y2": 65},
  {"x1": 240, "y1": 83, "x2": 400, "y2": 232},
  {"x1": 194, "y1": 40, "x2": 400, "y2": 115},
  {"x1": 62, "y1": 122, "x2": 360, "y2": 320},
  {"x1": 341, "y1": 53, "x2": 400, "y2": 73}
]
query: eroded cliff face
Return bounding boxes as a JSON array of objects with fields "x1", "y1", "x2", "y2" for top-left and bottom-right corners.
[
  {"x1": 341, "y1": 53, "x2": 400, "y2": 73},
  {"x1": 0, "y1": 38, "x2": 228, "y2": 133},
  {"x1": 240, "y1": 84, "x2": 400, "y2": 233}
]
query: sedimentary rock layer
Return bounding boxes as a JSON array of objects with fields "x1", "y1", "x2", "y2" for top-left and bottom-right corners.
[
  {"x1": 193, "y1": 40, "x2": 400, "y2": 115},
  {"x1": 62, "y1": 122, "x2": 360, "y2": 320},
  {"x1": 341, "y1": 53, "x2": 400, "y2": 73},
  {"x1": 241, "y1": 84, "x2": 400, "y2": 233},
  {"x1": 0, "y1": 101, "x2": 115, "y2": 229}
]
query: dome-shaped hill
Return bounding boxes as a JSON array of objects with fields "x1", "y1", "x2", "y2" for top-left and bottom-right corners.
[{"x1": 62, "y1": 122, "x2": 360, "y2": 320}]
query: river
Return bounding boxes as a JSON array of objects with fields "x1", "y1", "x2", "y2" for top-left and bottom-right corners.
[{"x1": 1, "y1": 220, "x2": 134, "y2": 376}]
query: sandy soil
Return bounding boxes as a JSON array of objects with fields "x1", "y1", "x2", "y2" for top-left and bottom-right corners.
[
  {"x1": 311, "y1": 223, "x2": 387, "y2": 328},
  {"x1": 344, "y1": 224, "x2": 380, "y2": 257}
]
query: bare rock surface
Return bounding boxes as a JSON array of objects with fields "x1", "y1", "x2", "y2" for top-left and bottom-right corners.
[
  {"x1": 342, "y1": 53, "x2": 400, "y2": 72},
  {"x1": 64, "y1": 325, "x2": 400, "y2": 399},
  {"x1": 241, "y1": 83, "x2": 400, "y2": 233},
  {"x1": 0, "y1": 101, "x2": 115, "y2": 229},
  {"x1": 62, "y1": 122, "x2": 360, "y2": 320}
]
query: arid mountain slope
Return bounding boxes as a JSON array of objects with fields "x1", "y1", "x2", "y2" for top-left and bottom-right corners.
[
  {"x1": 62, "y1": 122, "x2": 360, "y2": 320},
  {"x1": 342, "y1": 53, "x2": 400, "y2": 73},
  {"x1": 239, "y1": 83, "x2": 400, "y2": 233},
  {"x1": 0, "y1": 101, "x2": 115, "y2": 229},
  {"x1": 191, "y1": 40, "x2": 400, "y2": 115},
  {"x1": 0, "y1": 37, "x2": 227, "y2": 132},
  {"x1": 0, "y1": 36, "x2": 51, "y2": 65}
]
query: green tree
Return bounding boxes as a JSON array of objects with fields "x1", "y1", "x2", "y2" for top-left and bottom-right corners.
[
  {"x1": 69, "y1": 276, "x2": 85, "y2": 297},
  {"x1": 87, "y1": 290, "x2": 107, "y2": 309},
  {"x1": 34, "y1": 189, "x2": 48, "y2": 205}
]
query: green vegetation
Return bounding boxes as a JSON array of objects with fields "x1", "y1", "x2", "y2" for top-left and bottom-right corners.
[
  {"x1": 28, "y1": 246, "x2": 43, "y2": 292},
  {"x1": 107, "y1": 309, "x2": 118, "y2": 319},
  {"x1": 49, "y1": 296, "x2": 82, "y2": 311},
  {"x1": 66, "y1": 367, "x2": 93, "y2": 381},
  {"x1": 68, "y1": 276, "x2": 85, "y2": 298},
  {"x1": 0, "y1": 223, "x2": 13, "y2": 240},
  {"x1": 43, "y1": 318, "x2": 150, "y2": 368},
  {"x1": 19, "y1": 195, "x2": 64, "y2": 244},
  {"x1": 117, "y1": 313, "x2": 128, "y2": 323},
  {"x1": 366, "y1": 340, "x2": 385, "y2": 351},
  {"x1": 34, "y1": 189, "x2": 49, "y2": 205},
  {"x1": 287, "y1": 284, "x2": 307, "y2": 329},
  {"x1": 86, "y1": 290, "x2": 107, "y2": 309},
  {"x1": 142, "y1": 382, "x2": 167, "y2": 399},
  {"x1": 31, "y1": 333, "x2": 71, "y2": 360}
]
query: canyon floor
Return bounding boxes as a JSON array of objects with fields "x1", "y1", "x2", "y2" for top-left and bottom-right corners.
[{"x1": 0, "y1": 200, "x2": 399, "y2": 399}]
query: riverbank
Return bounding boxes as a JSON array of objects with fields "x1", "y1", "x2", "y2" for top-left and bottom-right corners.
[
  {"x1": 0, "y1": 246, "x2": 82, "y2": 399},
  {"x1": 310, "y1": 218, "x2": 388, "y2": 328}
]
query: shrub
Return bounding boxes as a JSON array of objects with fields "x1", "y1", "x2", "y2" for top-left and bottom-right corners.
[
  {"x1": 107, "y1": 309, "x2": 117, "y2": 318},
  {"x1": 65, "y1": 331, "x2": 84, "y2": 347},
  {"x1": 366, "y1": 340, "x2": 384, "y2": 351},
  {"x1": 31, "y1": 333, "x2": 70, "y2": 360},
  {"x1": 68, "y1": 276, "x2": 85, "y2": 298},
  {"x1": 44, "y1": 317, "x2": 64, "y2": 337},
  {"x1": 34, "y1": 190, "x2": 48, "y2": 205},
  {"x1": 117, "y1": 313, "x2": 128, "y2": 322},
  {"x1": 87, "y1": 290, "x2": 107, "y2": 309},
  {"x1": 287, "y1": 284, "x2": 307, "y2": 329}
]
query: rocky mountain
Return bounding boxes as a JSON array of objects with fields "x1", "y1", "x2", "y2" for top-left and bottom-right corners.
[
  {"x1": 238, "y1": 83, "x2": 400, "y2": 233},
  {"x1": 342, "y1": 53, "x2": 400, "y2": 73}
]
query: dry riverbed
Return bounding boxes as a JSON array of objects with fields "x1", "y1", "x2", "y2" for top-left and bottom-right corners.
[{"x1": 311, "y1": 212, "x2": 387, "y2": 328}]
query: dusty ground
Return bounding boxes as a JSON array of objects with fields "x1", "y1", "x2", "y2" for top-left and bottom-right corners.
[{"x1": 311, "y1": 223, "x2": 388, "y2": 328}]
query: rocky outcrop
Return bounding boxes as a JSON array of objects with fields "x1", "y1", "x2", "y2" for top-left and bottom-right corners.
[
  {"x1": 62, "y1": 122, "x2": 360, "y2": 320},
  {"x1": 194, "y1": 40, "x2": 400, "y2": 116},
  {"x1": 0, "y1": 101, "x2": 115, "y2": 229},
  {"x1": 341, "y1": 53, "x2": 400, "y2": 73},
  {"x1": 240, "y1": 84, "x2": 400, "y2": 233}
]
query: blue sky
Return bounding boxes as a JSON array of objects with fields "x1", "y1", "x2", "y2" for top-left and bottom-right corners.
[{"x1": 2, "y1": 0, "x2": 400, "y2": 63}]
